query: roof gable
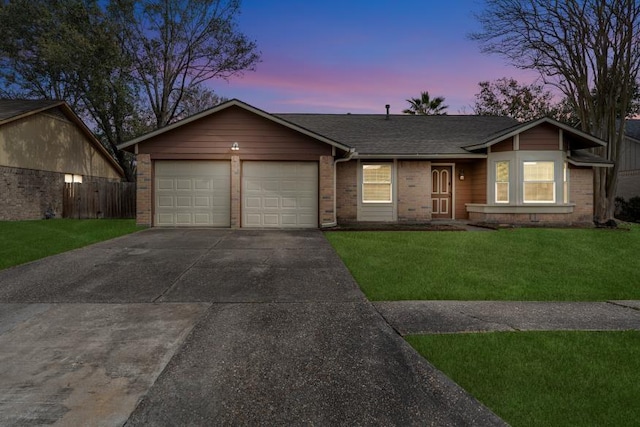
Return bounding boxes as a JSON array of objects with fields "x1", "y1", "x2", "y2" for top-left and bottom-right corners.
[
  {"x1": 118, "y1": 99, "x2": 353, "y2": 152},
  {"x1": 0, "y1": 99, "x2": 124, "y2": 177},
  {"x1": 465, "y1": 116, "x2": 607, "y2": 151}
]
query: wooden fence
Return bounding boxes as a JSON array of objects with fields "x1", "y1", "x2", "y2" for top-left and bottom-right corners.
[{"x1": 63, "y1": 181, "x2": 136, "y2": 219}]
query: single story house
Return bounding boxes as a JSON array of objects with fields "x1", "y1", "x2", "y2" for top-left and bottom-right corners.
[
  {"x1": 617, "y1": 119, "x2": 640, "y2": 200},
  {"x1": 118, "y1": 99, "x2": 611, "y2": 228},
  {"x1": 0, "y1": 99, "x2": 124, "y2": 220}
]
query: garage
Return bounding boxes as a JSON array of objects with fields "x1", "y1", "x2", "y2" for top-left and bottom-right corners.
[
  {"x1": 242, "y1": 161, "x2": 318, "y2": 228},
  {"x1": 155, "y1": 161, "x2": 230, "y2": 226}
]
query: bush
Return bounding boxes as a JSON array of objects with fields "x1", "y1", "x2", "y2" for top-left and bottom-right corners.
[{"x1": 616, "y1": 196, "x2": 640, "y2": 222}]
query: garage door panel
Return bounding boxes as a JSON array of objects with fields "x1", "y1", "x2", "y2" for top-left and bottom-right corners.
[
  {"x1": 155, "y1": 161, "x2": 230, "y2": 227},
  {"x1": 242, "y1": 161, "x2": 318, "y2": 228}
]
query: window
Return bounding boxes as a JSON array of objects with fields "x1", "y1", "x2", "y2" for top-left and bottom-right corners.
[
  {"x1": 362, "y1": 164, "x2": 392, "y2": 203},
  {"x1": 64, "y1": 174, "x2": 83, "y2": 183},
  {"x1": 495, "y1": 161, "x2": 509, "y2": 203},
  {"x1": 523, "y1": 161, "x2": 555, "y2": 203}
]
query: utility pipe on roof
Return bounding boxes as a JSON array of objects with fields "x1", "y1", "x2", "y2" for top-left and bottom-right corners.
[{"x1": 322, "y1": 148, "x2": 357, "y2": 228}]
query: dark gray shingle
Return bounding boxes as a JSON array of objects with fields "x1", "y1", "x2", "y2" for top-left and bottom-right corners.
[
  {"x1": 275, "y1": 114, "x2": 519, "y2": 155},
  {"x1": 0, "y1": 99, "x2": 62, "y2": 123}
]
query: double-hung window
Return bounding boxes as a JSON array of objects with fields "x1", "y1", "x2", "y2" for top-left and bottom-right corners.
[
  {"x1": 362, "y1": 164, "x2": 392, "y2": 203},
  {"x1": 495, "y1": 161, "x2": 509, "y2": 203},
  {"x1": 523, "y1": 161, "x2": 555, "y2": 203}
]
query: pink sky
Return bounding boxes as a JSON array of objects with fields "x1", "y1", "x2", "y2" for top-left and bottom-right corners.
[{"x1": 214, "y1": 0, "x2": 541, "y2": 114}]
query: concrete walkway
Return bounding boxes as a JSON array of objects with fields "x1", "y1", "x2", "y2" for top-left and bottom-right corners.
[
  {"x1": 0, "y1": 229, "x2": 505, "y2": 426},
  {"x1": 374, "y1": 300, "x2": 640, "y2": 335}
]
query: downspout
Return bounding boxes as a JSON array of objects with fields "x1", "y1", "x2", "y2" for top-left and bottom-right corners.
[{"x1": 322, "y1": 148, "x2": 356, "y2": 228}]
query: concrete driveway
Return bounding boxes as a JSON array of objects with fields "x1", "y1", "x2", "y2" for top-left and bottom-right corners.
[{"x1": 0, "y1": 229, "x2": 504, "y2": 426}]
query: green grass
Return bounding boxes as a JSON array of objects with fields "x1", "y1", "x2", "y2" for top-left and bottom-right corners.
[
  {"x1": 0, "y1": 219, "x2": 142, "y2": 270},
  {"x1": 325, "y1": 226, "x2": 640, "y2": 301},
  {"x1": 406, "y1": 331, "x2": 640, "y2": 427}
]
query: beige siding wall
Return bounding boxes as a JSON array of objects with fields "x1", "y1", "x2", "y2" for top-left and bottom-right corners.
[{"x1": 0, "y1": 111, "x2": 121, "y2": 179}]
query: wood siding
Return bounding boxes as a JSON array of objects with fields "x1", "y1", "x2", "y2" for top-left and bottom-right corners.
[
  {"x1": 520, "y1": 123, "x2": 560, "y2": 150},
  {"x1": 138, "y1": 106, "x2": 332, "y2": 161},
  {"x1": 455, "y1": 161, "x2": 486, "y2": 219},
  {"x1": 620, "y1": 137, "x2": 640, "y2": 171},
  {"x1": 490, "y1": 137, "x2": 513, "y2": 152}
]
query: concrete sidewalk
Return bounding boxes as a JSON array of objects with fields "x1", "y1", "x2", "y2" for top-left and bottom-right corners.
[{"x1": 374, "y1": 300, "x2": 640, "y2": 335}]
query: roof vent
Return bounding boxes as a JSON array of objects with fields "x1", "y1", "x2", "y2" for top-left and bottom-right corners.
[{"x1": 385, "y1": 104, "x2": 390, "y2": 120}]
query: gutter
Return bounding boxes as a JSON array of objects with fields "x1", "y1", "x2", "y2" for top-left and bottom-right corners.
[{"x1": 321, "y1": 148, "x2": 357, "y2": 228}]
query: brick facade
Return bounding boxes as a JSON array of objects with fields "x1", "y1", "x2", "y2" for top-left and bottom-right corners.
[
  {"x1": 136, "y1": 154, "x2": 152, "y2": 226},
  {"x1": 1, "y1": 165, "x2": 120, "y2": 220},
  {"x1": 1, "y1": 166, "x2": 65, "y2": 220},
  {"x1": 567, "y1": 167, "x2": 594, "y2": 223},
  {"x1": 397, "y1": 160, "x2": 432, "y2": 222},
  {"x1": 230, "y1": 155, "x2": 241, "y2": 228},
  {"x1": 336, "y1": 161, "x2": 358, "y2": 222},
  {"x1": 319, "y1": 155, "x2": 335, "y2": 226}
]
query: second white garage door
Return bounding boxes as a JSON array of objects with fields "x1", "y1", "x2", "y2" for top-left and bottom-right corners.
[
  {"x1": 242, "y1": 161, "x2": 318, "y2": 228},
  {"x1": 155, "y1": 161, "x2": 230, "y2": 226}
]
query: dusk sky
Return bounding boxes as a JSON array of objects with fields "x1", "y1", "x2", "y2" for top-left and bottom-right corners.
[{"x1": 214, "y1": 0, "x2": 540, "y2": 114}]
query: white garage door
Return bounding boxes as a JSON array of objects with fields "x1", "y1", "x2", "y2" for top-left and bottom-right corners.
[
  {"x1": 242, "y1": 161, "x2": 318, "y2": 228},
  {"x1": 155, "y1": 161, "x2": 230, "y2": 226}
]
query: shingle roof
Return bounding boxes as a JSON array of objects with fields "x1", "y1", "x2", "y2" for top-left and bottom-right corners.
[
  {"x1": 274, "y1": 114, "x2": 519, "y2": 155},
  {"x1": 0, "y1": 99, "x2": 64, "y2": 123}
]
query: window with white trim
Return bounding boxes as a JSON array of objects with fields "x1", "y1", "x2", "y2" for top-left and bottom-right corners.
[
  {"x1": 495, "y1": 161, "x2": 509, "y2": 203},
  {"x1": 523, "y1": 161, "x2": 555, "y2": 203},
  {"x1": 64, "y1": 174, "x2": 83, "y2": 183},
  {"x1": 362, "y1": 164, "x2": 392, "y2": 203}
]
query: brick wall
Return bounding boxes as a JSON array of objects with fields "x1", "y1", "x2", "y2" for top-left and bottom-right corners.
[
  {"x1": 0, "y1": 166, "x2": 64, "y2": 220},
  {"x1": 397, "y1": 160, "x2": 431, "y2": 221},
  {"x1": 136, "y1": 154, "x2": 152, "y2": 226},
  {"x1": 568, "y1": 167, "x2": 593, "y2": 223},
  {"x1": 1, "y1": 165, "x2": 120, "y2": 220},
  {"x1": 336, "y1": 161, "x2": 357, "y2": 222},
  {"x1": 319, "y1": 155, "x2": 335, "y2": 226}
]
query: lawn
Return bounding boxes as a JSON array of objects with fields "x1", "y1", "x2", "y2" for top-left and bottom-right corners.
[
  {"x1": 325, "y1": 226, "x2": 640, "y2": 301},
  {"x1": 0, "y1": 219, "x2": 142, "y2": 270},
  {"x1": 406, "y1": 331, "x2": 640, "y2": 427}
]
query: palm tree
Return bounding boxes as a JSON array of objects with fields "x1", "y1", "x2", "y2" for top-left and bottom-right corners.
[{"x1": 403, "y1": 91, "x2": 448, "y2": 115}]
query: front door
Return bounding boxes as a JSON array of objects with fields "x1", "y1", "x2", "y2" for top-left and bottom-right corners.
[{"x1": 431, "y1": 166, "x2": 452, "y2": 219}]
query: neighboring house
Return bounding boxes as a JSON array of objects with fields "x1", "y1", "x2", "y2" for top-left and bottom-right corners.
[
  {"x1": 617, "y1": 119, "x2": 640, "y2": 200},
  {"x1": 0, "y1": 99, "x2": 124, "y2": 220},
  {"x1": 118, "y1": 99, "x2": 611, "y2": 228}
]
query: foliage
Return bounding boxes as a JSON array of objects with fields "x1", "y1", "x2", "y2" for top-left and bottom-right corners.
[
  {"x1": 473, "y1": 77, "x2": 565, "y2": 122},
  {"x1": 325, "y1": 228, "x2": 640, "y2": 301},
  {"x1": 0, "y1": 0, "x2": 259, "y2": 178},
  {"x1": 615, "y1": 196, "x2": 640, "y2": 222},
  {"x1": 0, "y1": 219, "x2": 141, "y2": 270},
  {"x1": 402, "y1": 91, "x2": 448, "y2": 115},
  {"x1": 472, "y1": 0, "x2": 640, "y2": 221},
  {"x1": 407, "y1": 331, "x2": 640, "y2": 427}
]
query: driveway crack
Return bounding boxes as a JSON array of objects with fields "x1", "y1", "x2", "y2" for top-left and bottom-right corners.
[{"x1": 152, "y1": 249, "x2": 213, "y2": 303}]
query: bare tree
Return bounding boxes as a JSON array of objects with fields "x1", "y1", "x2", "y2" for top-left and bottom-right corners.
[
  {"x1": 111, "y1": 0, "x2": 260, "y2": 128},
  {"x1": 472, "y1": 0, "x2": 640, "y2": 221}
]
